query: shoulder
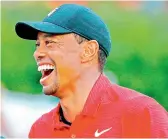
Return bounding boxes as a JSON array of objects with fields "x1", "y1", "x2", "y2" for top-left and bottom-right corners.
[
  {"x1": 104, "y1": 83, "x2": 168, "y2": 137},
  {"x1": 34, "y1": 106, "x2": 57, "y2": 124},
  {"x1": 105, "y1": 83, "x2": 167, "y2": 114},
  {"x1": 28, "y1": 105, "x2": 58, "y2": 137}
]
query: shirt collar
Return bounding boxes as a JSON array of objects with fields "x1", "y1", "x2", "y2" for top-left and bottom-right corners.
[
  {"x1": 81, "y1": 73, "x2": 112, "y2": 117},
  {"x1": 52, "y1": 103, "x2": 71, "y2": 129},
  {"x1": 52, "y1": 73, "x2": 112, "y2": 125}
]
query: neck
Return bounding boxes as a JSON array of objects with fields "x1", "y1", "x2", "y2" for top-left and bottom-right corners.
[{"x1": 59, "y1": 69, "x2": 101, "y2": 123}]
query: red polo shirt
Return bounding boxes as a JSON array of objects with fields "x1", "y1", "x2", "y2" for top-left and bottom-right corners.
[{"x1": 29, "y1": 74, "x2": 168, "y2": 138}]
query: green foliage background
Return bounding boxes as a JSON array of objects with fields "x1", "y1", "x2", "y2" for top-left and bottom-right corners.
[{"x1": 1, "y1": 2, "x2": 168, "y2": 110}]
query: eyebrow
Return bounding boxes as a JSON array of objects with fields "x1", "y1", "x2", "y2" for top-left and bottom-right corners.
[
  {"x1": 43, "y1": 34, "x2": 54, "y2": 38},
  {"x1": 37, "y1": 33, "x2": 55, "y2": 40}
]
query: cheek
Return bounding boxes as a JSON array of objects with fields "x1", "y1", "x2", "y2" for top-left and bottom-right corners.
[
  {"x1": 57, "y1": 58, "x2": 79, "y2": 86},
  {"x1": 67, "y1": 53, "x2": 80, "y2": 65},
  {"x1": 49, "y1": 51, "x2": 79, "y2": 78},
  {"x1": 48, "y1": 50, "x2": 63, "y2": 64},
  {"x1": 59, "y1": 55, "x2": 80, "y2": 75}
]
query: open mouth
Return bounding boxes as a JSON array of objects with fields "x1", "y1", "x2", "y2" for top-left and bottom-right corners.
[
  {"x1": 38, "y1": 64, "x2": 55, "y2": 83},
  {"x1": 41, "y1": 69, "x2": 54, "y2": 78}
]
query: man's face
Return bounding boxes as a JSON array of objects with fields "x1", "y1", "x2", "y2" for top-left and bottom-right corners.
[{"x1": 34, "y1": 32, "x2": 83, "y2": 96}]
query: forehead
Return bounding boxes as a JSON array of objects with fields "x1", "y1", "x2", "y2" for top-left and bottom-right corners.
[
  {"x1": 36, "y1": 32, "x2": 78, "y2": 45},
  {"x1": 36, "y1": 32, "x2": 64, "y2": 41}
]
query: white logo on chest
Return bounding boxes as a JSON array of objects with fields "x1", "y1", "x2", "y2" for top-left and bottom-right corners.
[{"x1": 95, "y1": 127, "x2": 112, "y2": 137}]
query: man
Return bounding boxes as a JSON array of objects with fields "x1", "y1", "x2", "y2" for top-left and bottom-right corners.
[{"x1": 15, "y1": 4, "x2": 168, "y2": 138}]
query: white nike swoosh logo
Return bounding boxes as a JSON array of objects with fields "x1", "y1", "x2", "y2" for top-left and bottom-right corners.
[{"x1": 95, "y1": 127, "x2": 112, "y2": 137}]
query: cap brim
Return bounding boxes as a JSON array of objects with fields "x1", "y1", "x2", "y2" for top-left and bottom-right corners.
[{"x1": 15, "y1": 21, "x2": 72, "y2": 40}]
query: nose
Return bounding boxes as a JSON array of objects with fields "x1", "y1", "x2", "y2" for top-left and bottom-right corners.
[{"x1": 33, "y1": 45, "x2": 47, "y2": 61}]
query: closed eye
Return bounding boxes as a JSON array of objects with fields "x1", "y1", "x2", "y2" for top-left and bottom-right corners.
[
  {"x1": 46, "y1": 40, "x2": 56, "y2": 45},
  {"x1": 35, "y1": 43, "x2": 40, "y2": 48},
  {"x1": 35, "y1": 41, "x2": 55, "y2": 48}
]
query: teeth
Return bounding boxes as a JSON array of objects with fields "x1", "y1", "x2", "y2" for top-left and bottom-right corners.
[{"x1": 38, "y1": 64, "x2": 55, "y2": 72}]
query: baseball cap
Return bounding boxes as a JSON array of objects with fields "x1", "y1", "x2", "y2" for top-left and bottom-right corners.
[{"x1": 15, "y1": 4, "x2": 111, "y2": 57}]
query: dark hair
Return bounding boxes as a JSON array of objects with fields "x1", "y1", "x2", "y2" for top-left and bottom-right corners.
[{"x1": 73, "y1": 33, "x2": 107, "y2": 72}]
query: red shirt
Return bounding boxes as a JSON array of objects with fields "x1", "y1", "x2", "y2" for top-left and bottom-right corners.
[{"x1": 29, "y1": 74, "x2": 168, "y2": 138}]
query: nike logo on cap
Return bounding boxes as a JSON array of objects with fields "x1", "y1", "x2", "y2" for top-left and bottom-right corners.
[
  {"x1": 48, "y1": 8, "x2": 58, "y2": 17},
  {"x1": 95, "y1": 127, "x2": 112, "y2": 137}
]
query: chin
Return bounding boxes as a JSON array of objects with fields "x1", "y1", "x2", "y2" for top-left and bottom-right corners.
[{"x1": 42, "y1": 82, "x2": 59, "y2": 96}]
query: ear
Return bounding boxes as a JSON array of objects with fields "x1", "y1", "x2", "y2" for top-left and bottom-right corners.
[{"x1": 81, "y1": 40, "x2": 99, "y2": 63}]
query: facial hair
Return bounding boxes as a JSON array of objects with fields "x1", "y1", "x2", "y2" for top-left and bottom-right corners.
[{"x1": 42, "y1": 70, "x2": 59, "y2": 95}]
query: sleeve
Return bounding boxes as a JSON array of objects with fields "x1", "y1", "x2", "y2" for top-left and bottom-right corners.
[
  {"x1": 28, "y1": 116, "x2": 44, "y2": 138},
  {"x1": 146, "y1": 100, "x2": 168, "y2": 137},
  {"x1": 28, "y1": 123, "x2": 36, "y2": 138},
  {"x1": 122, "y1": 97, "x2": 168, "y2": 138}
]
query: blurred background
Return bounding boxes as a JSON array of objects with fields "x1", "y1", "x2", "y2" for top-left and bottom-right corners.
[{"x1": 1, "y1": 1, "x2": 168, "y2": 138}]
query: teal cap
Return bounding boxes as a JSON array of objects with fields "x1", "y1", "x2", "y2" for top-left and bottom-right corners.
[{"x1": 15, "y1": 4, "x2": 111, "y2": 57}]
